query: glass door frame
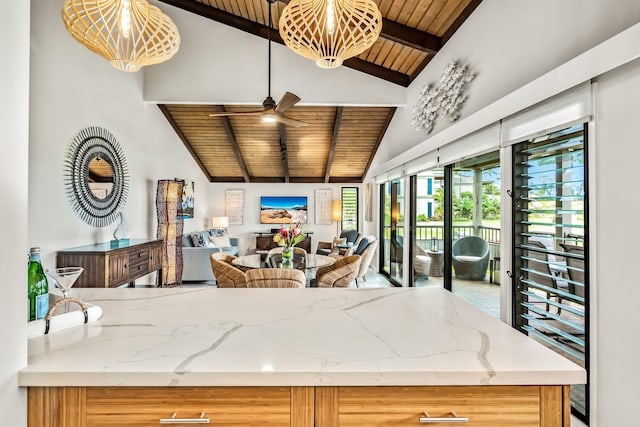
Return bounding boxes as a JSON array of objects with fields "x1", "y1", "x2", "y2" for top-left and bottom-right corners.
[
  {"x1": 379, "y1": 181, "x2": 403, "y2": 287},
  {"x1": 511, "y1": 123, "x2": 590, "y2": 423}
]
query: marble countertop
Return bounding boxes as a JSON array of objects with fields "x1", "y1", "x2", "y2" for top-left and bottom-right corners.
[{"x1": 19, "y1": 287, "x2": 585, "y2": 387}]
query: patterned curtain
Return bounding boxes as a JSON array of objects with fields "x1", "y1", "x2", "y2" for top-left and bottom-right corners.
[{"x1": 156, "y1": 179, "x2": 184, "y2": 287}]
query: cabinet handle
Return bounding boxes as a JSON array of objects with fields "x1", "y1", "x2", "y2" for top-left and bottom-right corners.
[
  {"x1": 419, "y1": 411, "x2": 468, "y2": 423},
  {"x1": 160, "y1": 412, "x2": 210, "y2": 424}
]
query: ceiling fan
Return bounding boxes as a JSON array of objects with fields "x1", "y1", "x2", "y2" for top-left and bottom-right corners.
[{"x1": 209, "y1": 0, "x2": 308, "y2": 128}]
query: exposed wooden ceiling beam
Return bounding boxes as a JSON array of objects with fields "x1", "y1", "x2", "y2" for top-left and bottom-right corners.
[
  {"x1": 215, "y1": 106, "x2": 251, "y2": 183},
  {"x1": 157, "y1": 0, "x2": 410, "y2": 86},
  {"x1": 442, "y1": 0, "x2": 483, "y2": 44},
  {"x1": 362, "y1": 107, "x2": 396, "y2": 181},
  {"x1": 157, "y1": 104, "x2": 214, "y2": 182},
  {"x1": 327, "y1": 177, "x2": 364, "y2": 184},
  {"x1": 380, "y1": 18, "x2": 441, "y2": 54},
  {"x1": 278, "y1": 123, "x2": 290, "y2": 183},
  {"x1": 324, "y1": 106, "x2": 343, "y2": 183}
]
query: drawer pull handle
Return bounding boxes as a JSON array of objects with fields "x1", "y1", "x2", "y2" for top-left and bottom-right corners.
[
  {"x1": 419, "y1": 411, "x2": 468, "y2": 423},
  {"x1": 160, "y1": 412, "x2": 210, "y2": 424}
]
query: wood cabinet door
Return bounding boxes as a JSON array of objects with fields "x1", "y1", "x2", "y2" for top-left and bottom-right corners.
[
  {"x1": 85, "y1": 387, "x2": 293, "y2": 426},
  {"x1": 148, "y1": 242, "x2": 163, "y2": 271},
  {"x1": 316, "y1": 386, "x2": 555, "y2": 427},
  {"x1": 107, "y1": 251, "x2": 129, "y2": 287}
]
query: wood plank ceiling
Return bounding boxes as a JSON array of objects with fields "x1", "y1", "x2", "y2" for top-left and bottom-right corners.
[
  {"x1": 160, "y1": 104, "x2": 396, "y2": 182},
  {"x1": 156, "y1": 1, "x2": 482, "y2": 183}
]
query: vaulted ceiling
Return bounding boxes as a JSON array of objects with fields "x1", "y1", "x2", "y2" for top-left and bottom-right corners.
[{"x1": 157, "y1": 0, "x2": 482, "y2": 183}]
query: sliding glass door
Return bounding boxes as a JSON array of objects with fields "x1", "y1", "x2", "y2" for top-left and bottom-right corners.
[
  {"x1": 380, "y1": 179, "x2": 404, "y2": 285},
  {"x1": 450, "y1": 152, "x2": 501, "y2": 318},
  {"x1": 412, "y1": 169, "x2": 444, "y2": 288},
  {"x1": 512, "y1": 124, "x2": 589, "y2": 421}
]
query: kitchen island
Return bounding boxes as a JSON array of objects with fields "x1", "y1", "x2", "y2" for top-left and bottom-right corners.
[{"x1": 20, "y1": 287, "x2": 585, "y2": 426}]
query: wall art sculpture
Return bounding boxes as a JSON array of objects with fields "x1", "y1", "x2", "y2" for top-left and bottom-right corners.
[{"x1": 411, "y1": 60, "x2": 476, "y2": 135}]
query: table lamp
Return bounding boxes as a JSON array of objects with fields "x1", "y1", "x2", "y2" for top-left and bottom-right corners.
[{"x1": 211, "y1": 216, "x2": 229, "y2": 229}]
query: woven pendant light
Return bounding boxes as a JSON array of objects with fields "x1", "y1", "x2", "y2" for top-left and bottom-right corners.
[
  {"x1": 61, "y1": 0, "x2": 180, "y2": 72},
  {"x1": 279, "y1": 0, "x2": 382, "y2": 69}
]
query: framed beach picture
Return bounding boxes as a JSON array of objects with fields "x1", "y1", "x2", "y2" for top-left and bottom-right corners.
[{"x1": 260, "y1": 195, "x2": 308, "y2": 224}]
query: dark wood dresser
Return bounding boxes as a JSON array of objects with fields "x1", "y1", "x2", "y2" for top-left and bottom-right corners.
[
  {"x1": 255, "y1": 232, "x2": 312, "y2": 253},
  {"x1": 56, "y1": 239, "x2": 163, "y2": 288}
]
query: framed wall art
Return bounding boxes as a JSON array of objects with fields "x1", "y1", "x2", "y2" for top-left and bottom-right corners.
[
  {"x1": 225, "y1": 189, "x2": 244, "y2": 225},
  {"x1": 315, "y1": 189, "x2": 333, "y2": 225}
]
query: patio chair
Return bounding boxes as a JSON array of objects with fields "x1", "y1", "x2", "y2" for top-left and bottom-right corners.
[
  {"x1": 559, "y1": 243, "x2": 585, "y2": 300},
  {"x1": 526, "y1": 240, "x2": 568, "y2": 313},
  {"x1": 245, "y1": 268, "x2": 306, "y2": 288},
  {"x1": 414, "y1": 244, "x2": 432, "y2": 279},
  {"x1": 452, "y1": 236, "x2": 489, "y2": 280},
  {"x1": 210, "y1": 253, "x2": 247, "y2": 288}
]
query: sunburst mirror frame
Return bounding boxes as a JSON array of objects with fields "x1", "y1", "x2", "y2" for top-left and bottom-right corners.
[{"x1": 64, "y1": 126, "x2": 129, "y2": 227}]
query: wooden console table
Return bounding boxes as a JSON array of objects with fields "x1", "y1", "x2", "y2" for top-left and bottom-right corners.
[
  {"x1": 254, "y1": 232, "x2": 313, "y2": 253},
  {"x1": 57, "y1": 239, "x2": 163, "y2": 288}
]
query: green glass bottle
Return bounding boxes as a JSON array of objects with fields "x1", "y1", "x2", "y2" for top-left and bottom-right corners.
[{"x1": 28, "y1": 247, "x2": 49, "y2": 321}]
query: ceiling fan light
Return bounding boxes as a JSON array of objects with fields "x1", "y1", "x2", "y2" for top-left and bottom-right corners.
[
  {"x1": 262, "y1": 115, "x2": 277, "y2": 123},
  {"x1": 61, "y1": 0, "x2": 180, "y2": 72},
  {"x1": 279, "y1": 0, "x2": 382, "y2": 69}
]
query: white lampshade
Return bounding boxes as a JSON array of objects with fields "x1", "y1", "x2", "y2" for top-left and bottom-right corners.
[{"x1": 211, "y1": 216, "x2": 229, "y2": 228}]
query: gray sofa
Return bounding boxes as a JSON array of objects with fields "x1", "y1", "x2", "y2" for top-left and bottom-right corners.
[{"x1": 181, "y1": 230, "x2": 239, "y2": 282}]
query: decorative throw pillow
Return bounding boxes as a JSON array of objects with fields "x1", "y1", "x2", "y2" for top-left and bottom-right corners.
[
  {"x1": 354, "y1": 238, "x2": 370, "y2": 255},
  {"x1": 209, "y1": 228, "x2": 228, "y2": 237},
  {"x1": 210, "y1": 234, "x2": 231, "y2": 248},
  {"x1": 190, "y1": 232, "x2": 208, "y2": 248},
  {"x1": 340, "y1": 229, "x2": 358, "y2": 244},
  {"x1": 332, "y1": 237, "x2": 347, "y2": 248}
]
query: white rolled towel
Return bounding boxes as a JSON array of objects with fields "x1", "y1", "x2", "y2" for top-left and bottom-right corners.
[{"x1": 28, "y1": 303, "x2": 103, "y2": 339}]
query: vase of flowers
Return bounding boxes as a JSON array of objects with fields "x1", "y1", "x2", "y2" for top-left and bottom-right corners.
[{"x1": 273, "y1": 223, "x2": 305, "y2": 267}]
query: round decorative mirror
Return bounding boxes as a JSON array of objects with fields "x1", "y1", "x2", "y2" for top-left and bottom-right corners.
[{"x1": 64, "y1": 126, "x2": 129, "y2": 227}]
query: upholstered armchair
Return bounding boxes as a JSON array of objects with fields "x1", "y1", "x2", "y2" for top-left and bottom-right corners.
[
  {"x1": 266, "y1": 246, "x2": 307, "y2": 270},
  {"x1": 312, "y1": 255, "x2": 361, "y2": 288},
  {"x1": 316, "y1": 229, "x2": 360, "y2": 255},
  {"x1": 353, "y1": 238, "x2": 378, "y2": 285},
  {"x1": 210, "y1": 253, "x2": 247, "y2": 288},
  {"x1": 452, "y1": 236, "x2": 490, "y2": 280},
  {"x1": 245, "y1": 268, "x2": 306, "y2": 288}
]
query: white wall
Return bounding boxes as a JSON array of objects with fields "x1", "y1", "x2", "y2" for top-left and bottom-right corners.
[
  {"x1": 144, "y1": 2, "x2": 405, "y2": 107},
  {"x1": 591, "y1": 59, "x2": 640, "y2": 427},
  {"x1": 207, "y1": 183, "x2": 362, "y2": 255},
  {"x1": 370, "y1": 0, "x2": 640, "y2": 176},
  {"x1": 29, "y1": 0, "x2": 213, "y2": 274},
  {"x1": 364, "y1": 2, "x2": 640, "y2": 425},
  {"x1": 0, "y1": 0, "x2": 29, "y2": 424}
]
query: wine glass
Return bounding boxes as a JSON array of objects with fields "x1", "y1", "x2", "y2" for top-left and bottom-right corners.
[{"x1": 46, "y1": 267, "x2": 84, "y2": 311}]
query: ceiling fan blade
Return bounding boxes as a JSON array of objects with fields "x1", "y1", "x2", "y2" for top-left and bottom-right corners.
[
  {"x1": 273, "y1": 114, "x2": 309, "y2": 128},
  {"x1": 275, "y1": 92, "x2": 301, "y2": 113},
  {"x1": 209, "y1": 110, "x2": 265, "y2": 117}
]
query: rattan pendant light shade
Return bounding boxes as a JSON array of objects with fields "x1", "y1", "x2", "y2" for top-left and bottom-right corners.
[
  {"x1": 279, "y1": 0, "x2": 382, "y2": 69},
  {"x1": 61, "y1": 0, "x2": 180, "y2": 72}
]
